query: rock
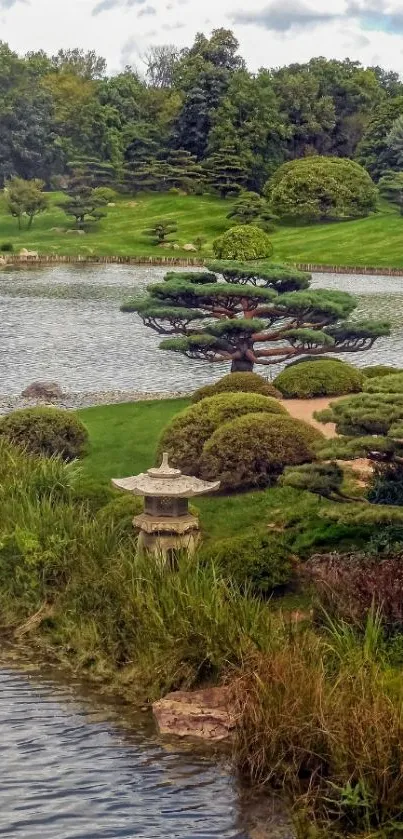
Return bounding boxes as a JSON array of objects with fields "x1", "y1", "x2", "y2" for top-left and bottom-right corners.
[
  {"x1": 50, "y1": 227, "x2": 66, "y2": 233},
  {"x1": 153, "y1": 686, "x2": 235, "y2": 741},
  {"x1": 19, "y1": 249, "x2": 39, "y2": 259},
  {"x1": 126, "y1": 201, "x2": 138, "y2": 208},
  {"x1": 107, "y1": 202, "x2": 116, "y2": 207},
  {"x1": 0, "y1": 257, "x2": 7, "y2": 265},
  {"x1": 21, "y1": 381, "x2": 64, "y2": 400},
  {"x1": 66, "y1": 229, "x2": 86, "y2": 235},
  {"x1": 172, "y1": 243, "x2": 181, "y2": 250},
  {"x1": 183, "y1": 243, "x2": 197, "y2": 252},
  {"x1": 158, "y1": 242, "x2": 172, "y2": 248}
]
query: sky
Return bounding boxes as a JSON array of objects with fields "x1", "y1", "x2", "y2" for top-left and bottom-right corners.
[{"x1": 2, "y1": 0, "x2": 403, "y2": 75}]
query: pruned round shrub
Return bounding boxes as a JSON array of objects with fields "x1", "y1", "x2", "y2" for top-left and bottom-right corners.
[
  {"x1": 264, "y1": 157, "x2": 378, "y2": 222},
  {"x1": 157, "y1": 392, "x2": 287, "y2": 475},
  {"x1": 201, "y1": 531, "x2": 294, "y2": 595},
  {"x1": 274, "y1": 359, "x2": 363, "y2": 398},
  {"x1": 362, "y1": 365, "x2": 403, "y2": 379},
  {"x1": 0, "y1": 407, "x2": 88, "y2": 461},
  {"x1": 212, "y1": 225, "x2": 273, "y2": 261},
  {"x1": 192, "y1": 372, "x2": 280, "y2": 403},
  {"x1": 364, "y1": 373, "x2": 403, "y2": 394},
  {"x1": 200, "y1": 413, "x2": 323, "y2": 491}
]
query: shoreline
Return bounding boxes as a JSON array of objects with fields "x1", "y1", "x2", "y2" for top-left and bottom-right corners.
[
  {"x1": 0, "y1": 389, "x2": 191, "y2": 415},
  {"x1": 2, "y1": 252, "x2": 403, "y2": 276}
]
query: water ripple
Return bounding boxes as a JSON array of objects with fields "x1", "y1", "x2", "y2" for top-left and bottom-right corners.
[{"x1": 0, "y1": 668, "x2": 248, "y2": 839}]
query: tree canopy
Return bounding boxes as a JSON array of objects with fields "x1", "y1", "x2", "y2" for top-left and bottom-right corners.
[
  {"x1": 0, "y1": 36, "x2": 402, "y2": 192},
  {"x1": 121, "y1": 263, "x2": 389, "y2": 373}
]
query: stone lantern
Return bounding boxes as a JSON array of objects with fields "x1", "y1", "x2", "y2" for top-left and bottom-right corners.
[{"x1": 112, "y1": 453, "x2": 220, "y2": 559}]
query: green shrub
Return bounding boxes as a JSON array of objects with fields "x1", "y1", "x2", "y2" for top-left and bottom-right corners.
[
  {"x1": 361, "y1": 365, "x2": 402, "y2": 379},
  {"x1": 212, "y1": 225, "x2": 273, "y2": 260},
  {"x1": 192, "y1": 372, "x2": 280, "y2": 403},
  {"x1": 0, "y1": 407, "x2": 88, "y2": 461},
  {"x1": 274, "y1": 359, "x2": 363, "y2": 398},
  {"x1": 70, "y1": 475, "x2": 116, "y2": 512},
  {"x1": 157, "y1": 392, "x2": 287, "y2": 475},
  {"x1": 97, "y1": 494, "x2": 144, "y2": 536},
  {"x1": 0, "y1": 242, "x2": 13, "y2": 252},
  {"x1": 201, "y1": 531, "x2": 294, "y2": 595},
  {"x1": 200, "y1": 413, "x2": 323, "y2": 491},
  {"x1": 364, "y1": 372, "x2": 403, "y2": 393},
  {"x1": 265, "y1": 156, "x2": 378, "y2": 222}
]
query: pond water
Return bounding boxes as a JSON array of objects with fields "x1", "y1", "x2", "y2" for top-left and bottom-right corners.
[
  {"x1": 1, "y1": 265, "x2": 403, "y2": 395},
  {"x1": 0, "y1": 664, "x2": 289, "y2": 839}
]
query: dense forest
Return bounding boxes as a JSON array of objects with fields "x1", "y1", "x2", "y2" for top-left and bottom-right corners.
[{"x1": 1, "y1": 29, "x2": 403, "y2": 194}]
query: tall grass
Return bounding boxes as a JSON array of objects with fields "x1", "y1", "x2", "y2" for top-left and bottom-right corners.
[{"x1": 234, "y1": 613, "x2": 403, "y2": 834}]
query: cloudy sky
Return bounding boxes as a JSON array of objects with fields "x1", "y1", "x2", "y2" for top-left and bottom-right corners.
[{"x1": 2, "y1": 0, "x2": 403, "y2": 74}]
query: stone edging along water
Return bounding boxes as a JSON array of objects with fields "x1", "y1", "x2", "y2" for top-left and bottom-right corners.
[{"x1": 2, "y1": 253, "x2": 403, "y2": 276}]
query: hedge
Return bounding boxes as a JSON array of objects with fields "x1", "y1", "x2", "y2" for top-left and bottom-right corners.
[
  {"x1": 200, "y1": 413, "x2": 323, "y2": 491},
  {"x1": 157, "y1": 392, "x2": 287, "y2": 475},
  {"x1": 191, "y1": 372, "x2": 280, "y2": 403},
  {"x1": 274, "y1": 359, "x2": 364, "y2": 398},
  {"x1": 0, "y1": 407, "x2": 88, "y2": 461}
]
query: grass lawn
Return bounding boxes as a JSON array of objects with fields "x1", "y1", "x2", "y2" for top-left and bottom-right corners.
[
  {"x1": 1, "y1": 189, "x2": 403, "y2": 268},
  {"x1": 0, "y1": 191, "x2": 230, "y2": 258},
  {"x1": 78, "y1": 397, "x2": 321, "y2": 542},
  {"x1": 271, "y1": 200, "x2": 403, "y2": 268}
]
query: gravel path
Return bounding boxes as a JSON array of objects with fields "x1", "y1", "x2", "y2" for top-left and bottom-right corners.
[{"x1": 0, "y1": 389, "x2": 191, "y2": 416}]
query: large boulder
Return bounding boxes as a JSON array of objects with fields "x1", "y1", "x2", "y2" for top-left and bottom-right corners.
[
  {"x1": 21, "y1": 381, "x2": 64, "y2": 400},
  {"x1": 152, "y1": 686, "x2": 235, "y2": 741},
  {"x1": 183, "y1": 243, "x2": 197, "y2": 252}
]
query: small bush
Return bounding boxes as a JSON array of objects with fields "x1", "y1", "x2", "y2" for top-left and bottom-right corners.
[
  {"x1": 93, "y1": 187, "x2": 116, "y2": 203},
  {"x1": 362, "y1": 365, "x2": 402, "y2": 379},
  {"x1": 157, "y1": 392, "x2": 287, "y2": 475},
  {"x1": 364, "y1": 372, "x2": 403, "y2": 393},
  {"x1": 212, "y1": 225, "x2": 273, "y2": 260},
  {"x1": 70, "y1": 475, "x2": 116, "y2": 512},
  {"x1": 192, "y1": 372, "x2": 280, "y2": 403},
  {"x1": 201, "y1": 531, "x2": 294, "y2": 595},
  {"x1": 200, "y1": 413, "x2": 323, "y2": 491},
  {"x1": 0, "y1": 407, "x2": 88, "y2": 461},
  {"x1": 367, "y1": 462, "x2": 403, "y2": 506},
  {"x1": 0, "y1": 242, "x2": 13, "y2": 252},
  {"x1": 97, "y1": 494, "x2": 144, "y2": 536},
  {"x1": 274, "y1": 359, "x2": 363, "y2": 398}
]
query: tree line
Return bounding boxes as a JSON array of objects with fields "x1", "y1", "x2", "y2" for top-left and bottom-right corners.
[{"x1": 1, "y1": 32, "x2": 403, "y2": 197}]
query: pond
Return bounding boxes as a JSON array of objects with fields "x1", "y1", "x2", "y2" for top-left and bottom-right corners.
[
  {"x1": 0, "y1": 663, "x2": 291, "y2": 839},
  {"x1": 1, "y1": 264, "x2": 402, "y2": 396}
]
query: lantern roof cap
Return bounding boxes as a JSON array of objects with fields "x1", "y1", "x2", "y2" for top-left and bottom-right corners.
[{"x1": 112, "y1": 452, "x2": 220, "y2": 498}]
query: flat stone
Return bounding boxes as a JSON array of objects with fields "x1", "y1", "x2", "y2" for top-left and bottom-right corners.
[{"x1": 153, "y1": 686, "x2": 235, "y2": 741}]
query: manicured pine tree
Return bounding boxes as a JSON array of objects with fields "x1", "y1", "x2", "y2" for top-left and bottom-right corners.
[
  {"x1": 204, "y1": 145, "x2": 248, "y2": 198},
  {"x1": 121, "y1": 262, "x2": 389, "y2": 373},
  {"x1": 67, "y1": 157, "x2": 117, "y2": 189}
]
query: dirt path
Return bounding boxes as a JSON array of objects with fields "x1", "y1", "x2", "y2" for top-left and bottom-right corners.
[{"x1": 281, "y1": 396, "x2": 339, "y2": 438}]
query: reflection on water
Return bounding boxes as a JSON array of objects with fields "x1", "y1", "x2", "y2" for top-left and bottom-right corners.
[
  {"x1": 1, "y1": 265, "x2": 403, "y2": 395},
  {"x1": 0, "y1": 665, "x2": 271, "y2": 839}
]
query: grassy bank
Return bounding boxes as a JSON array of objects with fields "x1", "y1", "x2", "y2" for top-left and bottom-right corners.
[
  {"x1": 1, "y1": 190, "x2": 403, "y2": 268},
  {"x1": 3, "y1": 397, "x2": 403, "y2": 836}
]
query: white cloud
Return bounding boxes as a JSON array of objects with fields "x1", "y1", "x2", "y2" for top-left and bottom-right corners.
[{"x1": 1, "y1": 0, "x2": 403, "y2": 75}]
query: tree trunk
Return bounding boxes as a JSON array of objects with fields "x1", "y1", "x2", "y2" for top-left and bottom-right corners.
[{"x1": 231, "y1": 357, "x2": 254, "y2": 373}]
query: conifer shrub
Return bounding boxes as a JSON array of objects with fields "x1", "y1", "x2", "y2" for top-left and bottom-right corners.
[
  {"x1": 0, "y1": 407, "x2": 88, "y2": 461},
  {"x1": 191, "y1": 372, "x2": 280, "y2": 403},
  {"x1": 274, "y1": 359, "x2": 363, "y2": 398},
  {"x1": 201, "y1": 531, "x2": 294, "y2": 595},
  {"x1": 362, "y1": 365, "x2": 402, "y2": 379},
  {"x1": 157, "y1": 392, "x2": 287, "y2": 475},
  {"x1": 200, "y1": 413, "x2": 323, "y2": 491},
  {"x1": 364, "y1": 372, "x2": 403, "y2": 393},
  {"x1": 212, "y1": 225, "x2": 273, "y2": 260}
]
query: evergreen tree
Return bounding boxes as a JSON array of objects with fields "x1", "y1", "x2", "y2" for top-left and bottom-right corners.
[
  {"x1": 387, "y1": 115, "x2": 403, "y2": 166},
  {"x1": 378, "y1": 171, "x2": 403, "y2": 214},
  {"x1": 121, "y1": 263, "x2": 389, "y2": 373},
  {"x1": 204, "y1": 145, "x2": 248, "y2": 198},
  {"x1": 144, "y1": 219, "x2": 178, "y2": 244},
  {"x1": 160, "y1": 148, "x2": 205, "y2": 191},
  {"x1": 67, "y1": 157, "x2": 117, "y2": 189},
  {"x1": 58, "y1": 185, "x2": 108, "y2": 228}
]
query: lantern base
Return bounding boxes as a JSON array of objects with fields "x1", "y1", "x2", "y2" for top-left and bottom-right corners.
[{"x1": 133, "y1": 513, "x2": 201, "y2": 561}]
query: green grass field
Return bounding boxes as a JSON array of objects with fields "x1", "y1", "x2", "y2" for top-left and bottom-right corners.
[
  {"x1": 1, "y1": 190, "x2": 403, "y2": 267},
  {"x1": 78, "y1": 397, "x2": 321, "y2": 542}
]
